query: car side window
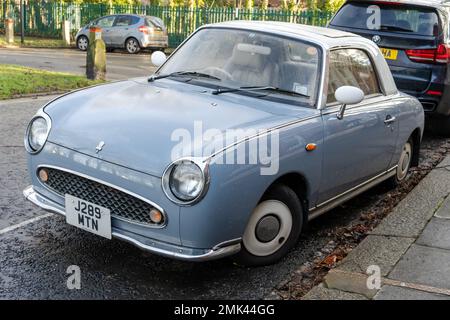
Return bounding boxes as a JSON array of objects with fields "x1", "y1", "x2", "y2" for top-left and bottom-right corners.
[
  {"x1": 97, "y1": 16, "x2": 115, "y2": 28},
  {"x1": 114, "y1": 15, "x2": 135, "y2": 27},
  {"x1": 327, "y1": 49, "x2": 381, "y2": 104}
]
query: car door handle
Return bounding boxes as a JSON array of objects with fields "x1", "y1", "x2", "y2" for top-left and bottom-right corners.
[{"x1": 384, "y1": 115, "x2": 396, "y2": 124}]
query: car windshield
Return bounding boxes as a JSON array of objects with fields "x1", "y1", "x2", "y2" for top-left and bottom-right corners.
[
  {"x1": 330, "y1": 2, "x2": 440, "y2": 36},
  {"x1": 155, "y1": 28, "x2": 322, "y2": 107}
]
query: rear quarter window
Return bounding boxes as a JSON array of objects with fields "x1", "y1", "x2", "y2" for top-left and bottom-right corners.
[
  {"x1": 146, "y1": 17, "x2": 166, "y2": 30},
  {"x1": 330, "y1": 2, "x2": 440, "y2": 36}
]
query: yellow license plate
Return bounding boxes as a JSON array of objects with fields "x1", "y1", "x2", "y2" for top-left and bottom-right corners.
[{"x1": 380, "y1": 48, "x2": 398, "y2": 60}]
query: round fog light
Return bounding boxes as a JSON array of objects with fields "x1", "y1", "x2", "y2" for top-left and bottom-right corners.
[
  {"x1": 38, "y1": 168, "x2": 49, "y2": 182},
  {"x1": 149, "y1": 209, "x2": 163, "y2": 224}
]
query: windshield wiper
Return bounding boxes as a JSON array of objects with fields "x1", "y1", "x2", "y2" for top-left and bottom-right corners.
[
  {"x1": 148, "y1": 71, "x2": 221, "y2": 82},
  {"x1": 379, "y1": 24, "x2": 413, "y2": 33},
  {"x1": 212, "y1": 86, "x2": 310, "y2": 98}
]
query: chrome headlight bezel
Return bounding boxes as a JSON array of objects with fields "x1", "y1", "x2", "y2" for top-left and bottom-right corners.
[
  {"x1": 24, "y1": 111, "x2": 51, "y2": 154},
  {"x1": 162, "y1": 157, "x2": 210, "y2": 206}
]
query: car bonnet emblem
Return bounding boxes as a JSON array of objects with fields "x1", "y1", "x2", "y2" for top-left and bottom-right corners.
[
  {"x1": 372, "y1": 35, "x2": 381, "y2": 44},
  {"x1": 95, "y1": 141, "x2": 105, "y2": 153}
]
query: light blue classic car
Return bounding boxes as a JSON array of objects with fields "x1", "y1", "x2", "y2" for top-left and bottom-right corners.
[{"x1": 24, "y1": 21, "x2": 424, "y2": 266}]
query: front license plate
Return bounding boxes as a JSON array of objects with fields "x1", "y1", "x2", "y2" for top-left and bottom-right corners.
[
  {"x1": 380, "y1": 48, "x2": 398, "y2": 60},
  {"x1": 65, "y1": 194, "x2": 111, "y2": 239}
]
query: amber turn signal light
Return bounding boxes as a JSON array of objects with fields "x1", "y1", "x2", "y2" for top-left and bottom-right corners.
[
  {"x1": 305, "y1": 143, "x2": 317, "y2": 152},
  {"x1": 38, "y1": 168, "x2": 49, "y2": 182},
  {"x1": 149, "y1": 209, "x2": 163, "y2": 224}
]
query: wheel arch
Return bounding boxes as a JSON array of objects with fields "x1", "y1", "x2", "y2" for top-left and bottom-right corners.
[{"x1": 262, "y1": 172, "x2": 310, "y2": 227}]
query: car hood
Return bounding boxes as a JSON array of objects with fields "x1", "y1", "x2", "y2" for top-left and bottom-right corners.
[{"x1": 44, "y1": 78, "x2": 318, "y2": 177}]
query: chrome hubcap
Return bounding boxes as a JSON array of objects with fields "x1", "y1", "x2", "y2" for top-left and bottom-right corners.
[
  {"x1": 243, "y1": 200, "x2": 292, "y2": 257},
  {"x1": 78, "y1": 38, "x2": 87, "y2": 50},
  {"x1": 127, "y1": 40, "x2": 138, "y2": 53},
  {"x1": 397, "y1": 142, "x2": 412, "y2": 181}
]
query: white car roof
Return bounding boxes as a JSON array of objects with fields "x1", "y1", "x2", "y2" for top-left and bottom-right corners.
[{"x1": 203, "y1": 20, "x2": 363, "y2": 48}]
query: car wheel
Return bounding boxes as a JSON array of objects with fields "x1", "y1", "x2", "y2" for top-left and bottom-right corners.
[
  {"x1": 388, "y1": 138, "x2": 413, "y2": 187},
  {"x1": 77, "y1": 36, "x2": 89, "y2": 51},
  {"x1": 233, "y1": 184, "x2": 303, "y2": 267},
  {"x1": 125, "y1": 38, "x2": 140, "y2": 54},
  {"x1": 429, "y1": 116, "x2": 450, "y2": 137}
]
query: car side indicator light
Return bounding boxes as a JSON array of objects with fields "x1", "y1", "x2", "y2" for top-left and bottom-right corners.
[
  {"x1": 305, "y1": 143, "x2": 317, "y2": 152},
  {"x1": 38, "y1": 168, "x2": 49, "y2": 182},
  {"x1": 149, "y1": 209, "x2": 163, "y2": 224}
]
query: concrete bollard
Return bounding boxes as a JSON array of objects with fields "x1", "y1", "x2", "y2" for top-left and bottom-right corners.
[
  {"x1": 86, "y1": 26, "x2": 106, "y2": 81},
  {"x1": 62, "y1": 20, "x2": 71, "y2": 46},
  {"x1": 5, "y1": 19, "x2": 14, "y2": 44}
]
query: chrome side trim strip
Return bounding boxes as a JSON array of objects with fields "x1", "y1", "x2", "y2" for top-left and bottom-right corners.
[
  {"x1": 206, "y1": 114, "x2": 320, "y2": 161},
  {"x1": 23, "y1": 186, "x2": 241, "y2": 262},
  {"x1": 308, "y1": 166, "x2": 397, "y2": 221},
  {"x1": 36, "y1": 164, "x2": 168, "y2": 229}
]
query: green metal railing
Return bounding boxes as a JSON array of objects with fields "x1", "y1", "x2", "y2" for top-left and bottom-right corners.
[{"x1": 1, "y1": 2, "x2": 334, "y2": 48}]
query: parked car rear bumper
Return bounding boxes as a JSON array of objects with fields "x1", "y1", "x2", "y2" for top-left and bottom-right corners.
[
  {"x1": 141, "y1": 36, "x2": 169, "y2": 49},
  {"x1": 415, "y1": 83, "x2": 450, "y2": 117}
]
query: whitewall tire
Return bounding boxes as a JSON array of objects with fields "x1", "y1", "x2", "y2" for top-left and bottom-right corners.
[{"x1": 234, "y1": 184, "x2": 303, "y2": 266}]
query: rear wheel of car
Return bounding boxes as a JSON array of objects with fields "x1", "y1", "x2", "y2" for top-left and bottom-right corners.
[
  {"x1": 125, "y1": 38, "x2": 140, "y2": 54},
  {"x1": 233, "y1": 184, "x2": 303, "y2": 267},
  {"x1": 77, "y1": 36, "x2": 88, "y2": 51},
  {"x1": 430, "y1": 116, "x2": 450, "y2": 137},
  {"x1": 388, "y1": 138, "x2": 413, "y2": 187}
]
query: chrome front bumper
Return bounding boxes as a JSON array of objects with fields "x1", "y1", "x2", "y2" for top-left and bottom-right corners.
[{"x1": 23, "y1": 186, "x2": 241, "y2": 261}]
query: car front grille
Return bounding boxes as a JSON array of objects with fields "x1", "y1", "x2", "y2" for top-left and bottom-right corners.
[{"x1": 40, "y1": 167, "x2": 164, "y2": 227}]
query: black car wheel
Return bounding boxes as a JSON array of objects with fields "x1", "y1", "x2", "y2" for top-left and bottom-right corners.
[
  {"x1": 77, "y1": 36, "x2": 89, "y2": 51},
  {"x1": 429, "y1": 116, "x2": 450, "y2": 137},
  {"x1": 125, "y1": 38, "x2": 140, "y2": 54}
]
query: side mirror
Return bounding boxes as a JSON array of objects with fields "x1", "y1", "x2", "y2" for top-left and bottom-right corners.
[
  {"x1": 335, "y1": 86, "x2": 364, "y2": 120},
  {"x1": 151, "y1": 51, "x2": 167, "y2": 67}
]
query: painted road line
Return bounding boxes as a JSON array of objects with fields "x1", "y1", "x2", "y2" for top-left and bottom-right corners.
[{"x1": 0, "y1": 213, "x2": 53, "y2": 236}]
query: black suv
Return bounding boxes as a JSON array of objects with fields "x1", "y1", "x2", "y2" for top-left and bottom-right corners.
[{"x1": 328, "y1": 0, "x2": 450, "y2": 135}]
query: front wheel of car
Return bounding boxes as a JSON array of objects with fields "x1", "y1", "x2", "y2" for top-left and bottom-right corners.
[
  {"x1": 77, "y1": 36, "x2": 88, "y2": 51},
  {"x1": 388, "y1": 138, "x2": 413, "y2": 187},
  {"x1": 125, "y1": 38, "x2": 141, "y2": 54},
  {"x1": 233, "y1": 184, "x2": 303, "y2": 267}
]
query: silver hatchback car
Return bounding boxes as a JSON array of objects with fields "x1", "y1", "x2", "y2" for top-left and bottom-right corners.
[{"x1": 75, "y1": 14, "x2": 168, "y2": 54}]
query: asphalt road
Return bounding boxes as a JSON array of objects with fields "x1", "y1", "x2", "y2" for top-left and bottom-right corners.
[
  {"x1": 0, "y1": 95, "x2": 448, "y2": 299},
  {"x1": 0, "y1": 48, "x2": 157, "y2": 80}
]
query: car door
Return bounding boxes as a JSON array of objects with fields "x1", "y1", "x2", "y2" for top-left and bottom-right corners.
[
  {"x1": 96, "y1": 16, "x2": 116, "y2": 45},
  {"x1": 110, "y1": 15, "x2": 136, "y2": 47},
  {"x1": 318, "y1": 48, "x2": 399, "y2": 204}
]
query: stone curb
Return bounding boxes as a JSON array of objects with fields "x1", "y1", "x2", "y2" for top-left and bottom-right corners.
[{"x1": 304, "y1": 154, "x2": 450, "y2": 299}]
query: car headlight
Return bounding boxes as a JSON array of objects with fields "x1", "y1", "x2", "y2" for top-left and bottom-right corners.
[
  {"x1": 25, "y1": 114, "x2": 50, "y2": 153},
  {"x1": 162, "y1": 159, "x2": 209, "y2": 204}
]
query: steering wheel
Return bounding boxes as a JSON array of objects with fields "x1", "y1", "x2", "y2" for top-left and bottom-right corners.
[{"x1": 202, "y1": 67, "x2": 233, "y2": 81}]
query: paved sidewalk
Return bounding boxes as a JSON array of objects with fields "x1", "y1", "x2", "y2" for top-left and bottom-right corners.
[{"x1": 303, "y1": 155, "x2": 450, "y2": 300}]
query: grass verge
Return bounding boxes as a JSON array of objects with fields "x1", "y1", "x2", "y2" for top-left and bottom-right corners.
[
  {"x1": 0, "y1": 64, "x2": 103, "y2": 100},
  {"x1": 0, "y1": 36, "x2": 71, "y2": 48}
]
